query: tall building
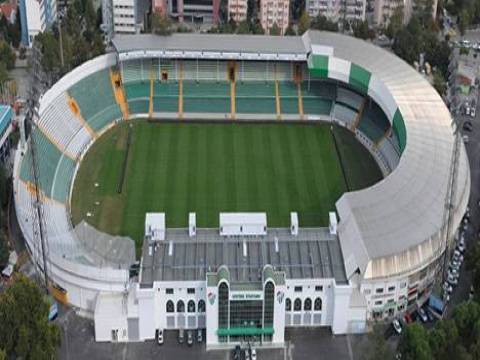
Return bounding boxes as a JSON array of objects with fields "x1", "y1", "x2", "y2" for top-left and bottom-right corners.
[
  {"x1": 102, "y1": 0, "x2": 150, "y2": 43},
  {"x1": 228, "y1": 0, "x2": 248, "y2": 22},
  {"x1": 259, "y1": 0, "x2": 290, "y2": 35},
  {"x1": 372, "y1": 0, "x2": 437, "y2": 26},
  {"x1": 19, "y1": 0, "x2": 57, "y2": 47},
  {"x1": 155, "y1": 0, "x2": 221, "y2": 24},
  {"x1": 306, "y1": 0, "x2": 366, "y2": 22}
]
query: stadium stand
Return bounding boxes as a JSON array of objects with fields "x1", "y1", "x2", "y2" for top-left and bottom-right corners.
[
  {"x1": 153, "y1": 81, "x2": 180, "y2": 113},
  {"x1": 332, "y1": 104, "x2": 358, "y2": 128},
  {"x1": 37, "y1": 93, "x2": 93, "y2": 156},
  {"x1": 125, "y1": 81, "x2": 150, "y2": 115},
  {"x1": 358, "y1": 101, "x2": 390, "y2": 143},
  {"x1": 68, "y1": 69, "x2": 123, "y2": 132},
  {"x1": 335, "y1": 87, "x2": 364, "y2": 111},
  {"x1": 183, "y1": 81, "x2": 231, "y2": 113},
  {"x1": 122, "y1": 59, "x2": 146, "y2": 83},
  {"x1": 236, "y1": 81, "x2": 277, "y2": 114},
  {"x1": 278, "y1": 81, "x2": 299, "y2": 115}
]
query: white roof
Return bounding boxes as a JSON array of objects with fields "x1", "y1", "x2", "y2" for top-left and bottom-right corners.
[
  {"x1": 220, "y1": 212, "x2": 267, "y2": 225},
  {"x1": 305, "y1": 32, "x2": 470, "y2": 279},
  {"x1": 145, "y1": 213, "x2": 165, "y2": 229}
]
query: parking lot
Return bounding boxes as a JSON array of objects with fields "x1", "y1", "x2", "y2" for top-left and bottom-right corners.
[{"x1": 55, "y1": 303, "x2": 361, "y2": 360}]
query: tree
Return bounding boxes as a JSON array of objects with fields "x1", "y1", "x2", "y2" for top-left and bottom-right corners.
[
  {"x1": 285, "y1": 25, "x2": 297, "y2": 36},
  {"x1": 0, "y1": 62, "x2": 8, "y2": 101},
  {"x1": 298, "y1": 11, "x2": 311, "y2": 35},
  {"x1": 151, "y1": 13, "x2": 173, "y2": 35},
  {"x1": 363, "y1": 324, "x2": 394, "y2": 360},
  {"x1": 311, "y1": 15, "x2": 339, "y2": 32},
  {"x1": 0, "y1": 275, "x2": 61, "y2": 359},
  {"x1": 270, "y1": 22, "x2": 281, "y2": 36},
  {"x1": 352, "y1": 20, "x2": 372, "y2": 40},
  {"x1": 0, "y1": 41, "x2": 15, "y2": 70},
  {"x1": 385, "y1": 7, "x2": 404, "y2": 39},
  {"x1": 433, "y1": 72, "x2": 447, "y2": 95},
  {"x1": 291, "y1": 0, "x2": 306, "y2": 21},
  {"x1": 398, "y1": 323, "x2": 432, "y2": 360},
  {"x1": 459, "y1": 9, "x2": 471, "y2": 36},
  {"x1": 237, "y1": 20, "x2": 251, "y2": 34},
  {"x1": 0, "y1": 233, "x2": 8, "y2": 269},
  {"x1": 392, "y1": 28, "x2": 420, "y2": 64}
]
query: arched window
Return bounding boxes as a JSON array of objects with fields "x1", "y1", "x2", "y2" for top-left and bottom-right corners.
[
  {"x1": 294, "y1": 298, "x2": 302, "y2": 311},
  {"x1": 177, "y1": 300, "x2": 185, "y2": 313},
  {"x1": 314, "y1": 297, "x2": 322, "y2": 311},
  {"x1": 285, "y1": 298, "x2": 291, "y2": 311},
  {"x1": 304, "y1": 298, "x2": 312, "y2": 311},
  {"x1": 198, "y1": 300, "x2": 205, "y2": 313},
  {"x1": 166, "y1": 300, "x2": 174, "y2": 313},
  {"x1": 188, "y1": 300, "x2": 196, "y2": 313}
]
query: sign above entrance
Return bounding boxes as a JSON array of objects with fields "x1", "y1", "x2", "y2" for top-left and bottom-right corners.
[{"x1": 229, "y1": 291, "x2": 263, "y2": 301}]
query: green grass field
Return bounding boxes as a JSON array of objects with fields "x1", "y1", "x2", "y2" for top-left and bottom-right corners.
[{"x1": 71, "y1": 121, "x2": 382, "y2": 248}]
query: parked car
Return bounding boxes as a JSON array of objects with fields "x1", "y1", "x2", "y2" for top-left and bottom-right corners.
[
  {"x1": 472, "y1": 107, "x2": 476, "y2": 117},
  {"x1": 470, "y1": 286, "x2": 475, "y2": 300},
  {"x1": 251, "y1": 348, "x2": 257, "y2": 360},
  {"x1": 463, "y1": 121, "x2": 473, "y2": 132},
  {"x1": 418, "y1": 308, "x2": 428, "y2": 323},
  {"x1": 463, "y1": 135, "x2": 469, "y2": 143},
  {"x1": 404, "y1": 313, "x2": 413, "y2": 324},
  {"x1": 233, "y1": 345, "x2": 241, "y2": 360},
  {"x1": 453, "y1": 250, "x2": 464, "y2": 262},
  {"x1": 157, "y1": 329, "x2": 164, "y2": 345},
  {"x1": 448, "y1": 268, "x2": 460, "y2": 279},
  {"x1": 447, "y1": 274, "x2": 458, "y2": 285},
  {"x1": 392, "y1": 319, "x2": 403, "y2": 334},
  {"x1": 187, "y1": 330, "x2": 193, "y2": 346},
  {"x1": 197, "y1": 329, "x2": 203, "y2": 343},
  {"x1": 443, "y1": 282, "x2": 453, "y2": 294},
  {"x1": 178, "y1": 329, "x2": 185, "y2": 344},
  {"x1": 457, "y1": 243, "x2": 466, "y2": 253}
]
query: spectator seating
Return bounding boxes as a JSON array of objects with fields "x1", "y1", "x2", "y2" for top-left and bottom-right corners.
[
  {"x1": 236, "y1": 81, "x2": 276, "y2": 114},
  {"x1": 358, "y1": 101, "x2": 390, "y2": 143},
  {"x1": 153, "y1": 81, "x2": 180, "y2": 113},
  {"x1": 183, "y1": 81, "x2": 231, "y2": 113},
  {"x1": 125, "y1": 81, "x2": 150, "y2": 115},
  {"x1": 68, "y1": 68, "x2": 123, "y2": 132}
]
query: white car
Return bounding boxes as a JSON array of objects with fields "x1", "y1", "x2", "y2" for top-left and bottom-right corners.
[
  {"x1": 448, "y1": 274, "x2": 458, "y2": 285},
  {"x1": 251, "y1": 349, "x2": 257, "y2": 360},
  {"x1": 472, "y1": 107, "x2": 476, "y2": 117},
  {"x1": 453, "y1": 250, "x2": 464, "y2": 262},
  {"x1": 449, "y1": 268, "x2": 460, "y2": 278},
  {"x1": 443, "y1": 283, "x2": 453, "y2": 294},
  {"x1": 157, "y1": 329, "x2": 164, "y2": 345},
  {"x1": 392, "y1": 319, "x2": 402, "y2": 334},
  {"x1": 466, "y1": 106, "x2": 471, "y2": 116},
  {"x1": 457, "y1": 243, "x2": 466, "y2": 253},
  {"x1": 418, "y1": 308, "x2": 428, "y2": 322},
  {"x1": 463, "y1": 135, "x2": 469, "y2": 143}
]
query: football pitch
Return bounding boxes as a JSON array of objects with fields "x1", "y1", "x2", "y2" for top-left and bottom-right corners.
[{"x1": 71, "y1": 120, "x2": 382, "y2": 248}]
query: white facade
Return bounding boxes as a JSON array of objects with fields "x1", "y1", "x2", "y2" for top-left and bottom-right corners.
[
  {"x1": 228, "y1": 0, "x2": 248, "y2": 22},
  {"x1": 306, "y1": 0, "x2": 366, "y2": 22},
  {"x1": 259, "y1": 0, "x2": 290, "y2": 35},
  {"x1": 145, "y1": 213, "x2": 165, "y2": 241},
  {"x1": 20, "y1": 0, "x2": 57, "y2": 46},
  {"x1": 113, "y1": 0, "x2": 137, "y2": 34},
  {"x1": 219, "y1": 212, "x2": 267, "y2": 236}
]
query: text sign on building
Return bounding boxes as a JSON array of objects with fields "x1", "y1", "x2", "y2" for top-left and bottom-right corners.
[{"x1": 229, "y1": 291, "x2": 263, "y2": 301}]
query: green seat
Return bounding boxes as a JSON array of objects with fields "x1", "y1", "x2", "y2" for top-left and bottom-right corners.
[
  {"x1": 236, "y1": 81, "x2": 276, "y2": 114},
  {"x1": 183, "y1": 81, "x2": 230, "y2": 113},
  {"x1": 153, "y1": 82, "x2": 179, "y2": 113},
  {"x1": 69, "y1": 68, "x2": 121, "y2": 132}
]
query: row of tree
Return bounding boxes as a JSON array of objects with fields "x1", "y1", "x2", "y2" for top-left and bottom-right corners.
[
  {"x1": 36, "y1": 0, "x2": 105, "y2": 78},
  {"x1": 0, "y1": 275, "x2": 61, "y2": 359}
]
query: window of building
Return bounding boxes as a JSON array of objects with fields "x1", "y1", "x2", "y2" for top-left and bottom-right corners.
[
  {"x1": 218, "y1": 283, "x2": 229, "y2": 328},
  {"x1": 187, "y1": 288, "x2": 195, "y2": 294},
  {"x1": 314, "y1": 297, "x2": 322, "y2": 311},
  {"x1": 166, "y1": 300, "x2": 174, "y2": 313},
  {"x1": 376, "y1": 288, "x2": 384, "y2": 294},
  {"x1": 264, "y1": 281, "x2": 275, "y2": 328},
  {"x1": 400, "y1": 282, "x2": 407, "y2": 289},
  {"x1": 166, "y1": 288, "x2": 174, "y2": 294},
  {"x1": 198, "y1": 300, "x2": 205, "y2": 313},
  {"x1": 304, "y1": 298, "x2": 312, "y2": 311},
  {"x1": 177, "y1": 300, "x2": 185, "y2": 313},
  {"x1": 294, "y1": 286, "x2": 302, "y2": 293},
  {"x1": 187, "y1": 300, "x2": 196, "y2": 313},
  {"x1": 364, "y1": 289, "x2": 371, "y2": 295},
  {"x1": 285, "y1": 298, "x2": 291, "y2": 311},
  {"x1": 294, "y1": 298, "x2": 302, "y2": 311},
  {"x1": 374, "y1": 300, "x2": 382, "y2": 306},
  {"x1": 315, "y1": 285, "x2": 323, "y2": 292},
  {"x1": 388, "y1": 286, "x2": 395, "y2": 292}
]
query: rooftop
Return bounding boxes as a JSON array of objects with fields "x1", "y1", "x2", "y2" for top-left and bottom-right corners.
[
  {"x1": 0, "y1": 105, "x2": 12, "y2": 135},
  {"x1": 140, "y1": 227, "x2": 347, "y2": 286}
]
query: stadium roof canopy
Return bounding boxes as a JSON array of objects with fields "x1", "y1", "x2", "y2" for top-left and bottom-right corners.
[
  {"x1": 139, "y1": 228, "x2": 347, "y2": 286},
  {"x1": 113, "y1": 30, "x2": 470, "y2": 281}
]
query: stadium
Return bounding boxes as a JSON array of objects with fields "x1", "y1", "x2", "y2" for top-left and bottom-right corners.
[{"x1": 13, "y1": 30, "x2": 470, "y2": 347}]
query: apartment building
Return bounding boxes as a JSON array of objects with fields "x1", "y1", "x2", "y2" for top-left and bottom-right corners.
[
  {"x1": 228, "y1": 0, "x2": 248, "y2": 22},
  {"x1": 19, "y1": 0, "x2": 57, "y2": 46},
  {"x1": 372, "y1": 0, "x2": 437, "y2": 26},
  {"x1": 306, "y1": 0, "x2": 366, "y2": 22},
  {"x1": 259, "y1": 0, "x2": 290, "y2": 35}
]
